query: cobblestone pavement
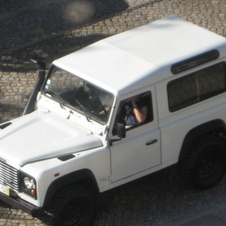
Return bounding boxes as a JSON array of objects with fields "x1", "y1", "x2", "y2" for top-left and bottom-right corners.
[{"x1": 0, "y1": 0, "x2": 226, "y2": 225}]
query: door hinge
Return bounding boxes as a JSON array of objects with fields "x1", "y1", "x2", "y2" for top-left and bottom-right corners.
[{"x1": 108, "y1": 175, "x2": 115, "y2": 182}]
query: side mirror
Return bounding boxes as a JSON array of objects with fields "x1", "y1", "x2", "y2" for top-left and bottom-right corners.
[
  {"x1": 109, "y1": 122, "x2": 126, "y2": 146},
  {"x1": 117, "y1": 122, "x2": 126, "y2": 138}
]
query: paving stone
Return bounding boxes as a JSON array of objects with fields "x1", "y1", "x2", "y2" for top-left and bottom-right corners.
[{"x1": 1, "y1": 0, "x2": 226, "y2": 225}]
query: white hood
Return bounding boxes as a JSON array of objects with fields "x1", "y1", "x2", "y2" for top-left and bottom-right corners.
[{"x1": 0, "y1": 111, "x2": 102, "y2": 167}]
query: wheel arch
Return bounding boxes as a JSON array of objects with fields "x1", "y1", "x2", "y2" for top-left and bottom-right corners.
[
  {"x1": 179, "y1": 119, "x2": 226, "y2": 162},
  {"x1": 43, "y1": 169, "x2": 99, "y2": 207}
]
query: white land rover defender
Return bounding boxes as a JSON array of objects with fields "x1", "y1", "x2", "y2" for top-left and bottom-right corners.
[{"x1": 1, "y1": 16, "x2": 226, "y2": 226}]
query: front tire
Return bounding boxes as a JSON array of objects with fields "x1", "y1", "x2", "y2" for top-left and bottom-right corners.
[
  {"x1": 180, "y1": 135, "x2": 226, "y2": 190},
  {"x1": 42, "y1": 185, "x2": 96, "y2": 226}
]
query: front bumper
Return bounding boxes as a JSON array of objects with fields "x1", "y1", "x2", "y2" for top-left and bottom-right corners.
[{"x1": 0, "y1": 192, "x2": 44, "y2": 217}]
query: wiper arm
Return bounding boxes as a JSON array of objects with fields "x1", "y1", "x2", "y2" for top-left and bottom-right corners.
[
  {"x1": 44, "y1": 90, "x2": 68, "y2": 109},
  {"x1": 44, "y1": 90, "x2": 91, "y2": 122},
  {"x1": 74, "y1": 99, "x2": 91, "y2": 122}
]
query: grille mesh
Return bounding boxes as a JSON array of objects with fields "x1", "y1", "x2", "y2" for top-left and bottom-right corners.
[{"x1": 0, "y1": 161, "x2": 19, "y2": 191}]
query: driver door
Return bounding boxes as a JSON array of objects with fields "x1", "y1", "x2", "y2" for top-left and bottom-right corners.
[{"x1": 109, "y1": 89, "x2": 161, "y2": 182}]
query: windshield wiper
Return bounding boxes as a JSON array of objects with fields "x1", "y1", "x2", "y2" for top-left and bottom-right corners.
[
  {"x1": 44, "y1": 90, "x2": 69, "y2": 109},
  {"x1": 44, "y1": 90, "x2": 91, "y2": 122},
  {"x1": 74, "y1": 99, "x2": 91, "y2": 122}
]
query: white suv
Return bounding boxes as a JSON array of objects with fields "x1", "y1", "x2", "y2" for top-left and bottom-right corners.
[{"x1": 1, "y1": 16, "x2": 226, "y2": 226}]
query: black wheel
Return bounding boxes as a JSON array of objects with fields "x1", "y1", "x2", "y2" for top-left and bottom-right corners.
[
  {"x1": 42, "y1": 185, "x2": 96, "y2": 226},
  {"x1": 179, "y1": 135, "x2": 226, "y2": 190}
]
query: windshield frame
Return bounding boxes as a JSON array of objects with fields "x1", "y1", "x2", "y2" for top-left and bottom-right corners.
[{"x1": 41, "y1": 66, "x2": 114, "y2": 125}]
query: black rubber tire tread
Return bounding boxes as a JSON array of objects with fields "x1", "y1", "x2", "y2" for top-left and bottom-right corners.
[
  {"x1": 179, "y1": 135, "x2": 226, "y2": 190},
  {"x1": 42, "y1": 185, "x2": 96, "y2": 226}
]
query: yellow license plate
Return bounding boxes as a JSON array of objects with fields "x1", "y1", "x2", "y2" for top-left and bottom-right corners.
[{"x1": 0, "y1": 184, "x2": 10, "y2": 196}]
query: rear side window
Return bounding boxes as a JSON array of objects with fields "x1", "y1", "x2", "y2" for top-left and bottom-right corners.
[{"x1": 168, "y1": 62, "x2": 226, "y2": 112}]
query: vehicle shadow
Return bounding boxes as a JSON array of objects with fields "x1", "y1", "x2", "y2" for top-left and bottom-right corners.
[
  {"x1": 95, "y1": 165, "x2": 226, "y2": 226},
  {"x1": 0, "y1": 103, "x2": 24, "y2": 123},
  {"x1": 0, "y1": 0, "x2": 129, "y2": 54},
  {"x1": 0, "y1": 32, "x2": 109, "y2": 122},
  {"x1": 0, "y1": 33, "x2": 109, "y2": 72}
]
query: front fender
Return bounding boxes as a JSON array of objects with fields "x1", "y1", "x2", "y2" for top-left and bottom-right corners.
[{"x1": 43, "y1": 169, "x2": 99, "y2": 207}]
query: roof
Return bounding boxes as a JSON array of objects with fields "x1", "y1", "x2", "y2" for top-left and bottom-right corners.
[{"x1": 53, "y1": 16, "x2": 226, "y2": 97}]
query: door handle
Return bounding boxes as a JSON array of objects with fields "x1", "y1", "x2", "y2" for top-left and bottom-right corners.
[{"x1": 146, "y1": 139, "x2": 158, "y2": 145}]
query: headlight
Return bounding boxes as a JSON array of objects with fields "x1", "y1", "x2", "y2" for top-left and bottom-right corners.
[
  {"x1": 23, "y1": 177, "x2": 36, "y2": 190},
  {"x1": 21, "y1": 174, "x2": 37, "y2": 199}
]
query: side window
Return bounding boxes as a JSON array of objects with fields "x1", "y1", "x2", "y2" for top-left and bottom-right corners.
[
  {"x1": 113, "y1": 91, "x2": 153, "y2": 135},
  {"x1": 168, "y1": 62, "x2": 226, "y2": 112}
]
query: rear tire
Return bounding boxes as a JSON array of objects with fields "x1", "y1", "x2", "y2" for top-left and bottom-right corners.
[
  {"x1": 179, "y1": 135, "x2": 226, "y2": 190},
  {"x1": 42, "y1": 185, "x2": 96, "y2": 226}
]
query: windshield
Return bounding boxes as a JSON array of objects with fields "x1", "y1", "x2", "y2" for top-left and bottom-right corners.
[{"x1": 43, "y1": 68, "x2": 114, "y2": 124}]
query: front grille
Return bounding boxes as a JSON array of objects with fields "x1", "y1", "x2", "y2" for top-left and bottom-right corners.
[{"x1": 0, "y1": 161, "x2": 19, "y2": 191}]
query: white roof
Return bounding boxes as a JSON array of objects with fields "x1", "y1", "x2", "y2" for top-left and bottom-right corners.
[{"x1": 53, "y1": 16, "x2": 226, "y2": 97}]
